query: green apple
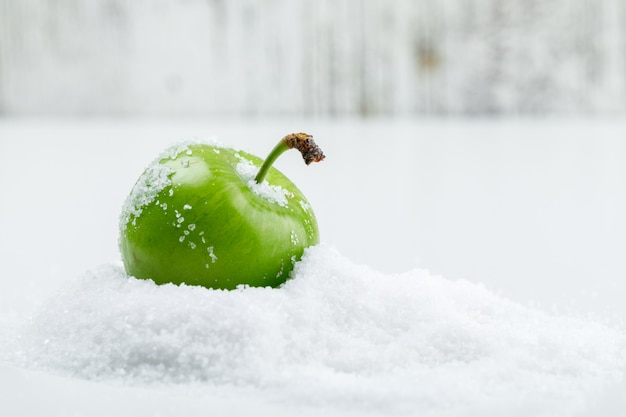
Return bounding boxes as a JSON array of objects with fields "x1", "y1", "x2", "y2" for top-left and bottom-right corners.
[{"x1": 119, "y1": 133, "x2": 324, "y2": 290}]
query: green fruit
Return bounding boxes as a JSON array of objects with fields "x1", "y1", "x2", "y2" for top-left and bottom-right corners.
[{"x1": 119, "y1": 133, "x2": 324, "y2": 289}]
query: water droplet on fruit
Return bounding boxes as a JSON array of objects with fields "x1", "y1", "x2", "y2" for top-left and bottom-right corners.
[
  {"x1": 186, "y1": 149, "x2": 193, "y2": 156},
  {"x1": 179, "y1": 236, "x2": 185, "y2": 242},
  {"x1": 183, "y1": 204, "x2": 192, "y2": 210},
  {"x1": 177, "y1": 217, "x2": 185, "y2": 224},
  {"x1": 189, "y1": 242, "x2": 196, "y2": 249},
  {"x1": 188, "y1": 224, "x2": 196, "y2": 231}
]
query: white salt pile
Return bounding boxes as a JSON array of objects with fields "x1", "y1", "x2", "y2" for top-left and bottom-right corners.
[{"x1": 10, "y1": 245, "x2": 626, "y2": 415}]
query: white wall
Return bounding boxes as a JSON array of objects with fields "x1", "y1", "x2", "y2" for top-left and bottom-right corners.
[{"x1": 1, "y1": 0, "x2": 625, "y2": 116}]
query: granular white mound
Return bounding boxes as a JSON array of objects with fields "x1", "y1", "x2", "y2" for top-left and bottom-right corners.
[{"x1": 13, "y1": 245, "x2": 626, "y2": 415}]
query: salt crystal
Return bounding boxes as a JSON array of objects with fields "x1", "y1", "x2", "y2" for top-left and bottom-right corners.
[
  {"x1": 235, "y1": 156, "x2": 289, "y2": 207},
  {"x1": 207, "y1": 246, "x2": 217, "y2": 263}
]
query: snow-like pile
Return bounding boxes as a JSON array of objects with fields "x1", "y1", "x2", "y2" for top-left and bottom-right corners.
[{"x1": 9, "y1": 245, "x2": 626, "y2": 415}]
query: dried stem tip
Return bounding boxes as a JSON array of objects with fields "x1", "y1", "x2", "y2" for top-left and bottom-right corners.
[
  {"x1": 284, "y1": 132, "x2": 325, "y2": 165},
  {"x1": 254, "y1": 132, "x2": 325, "y2": 184}
]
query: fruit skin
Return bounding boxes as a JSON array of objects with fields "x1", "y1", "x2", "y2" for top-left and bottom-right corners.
[{"x1": 119, "y1": 142, "x2": 319, "y2": 290}]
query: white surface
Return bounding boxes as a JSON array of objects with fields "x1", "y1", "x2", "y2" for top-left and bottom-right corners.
[{"x1": 1, "y1": 118, "x2": 625, "y2": 416}]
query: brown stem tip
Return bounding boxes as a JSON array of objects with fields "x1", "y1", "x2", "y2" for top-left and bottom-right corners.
[{"x1": 284, "y1": 132, "x2": 325, "y2": 165}]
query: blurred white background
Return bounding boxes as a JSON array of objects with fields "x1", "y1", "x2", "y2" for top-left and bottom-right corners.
[
  {"x1": 1, "y1": 0, "x2": 625, "y2": 116},
  {"x1": 1, "y1": 0, "x2": 624, "y2": 311},
  {"x1": 1, "y1": 0, "x2": 625, "y2": 308},
  {"x1": 0, "y1": 0, "x2": 626, "y2": 308},
  {"x1": 1, "y1": 2, "x2": 626, "y2": 416}
]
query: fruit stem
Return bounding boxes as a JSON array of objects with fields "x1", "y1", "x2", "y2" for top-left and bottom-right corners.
[{"x1": 254, "y1": 133, "x2": 325, "y2": 183}]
